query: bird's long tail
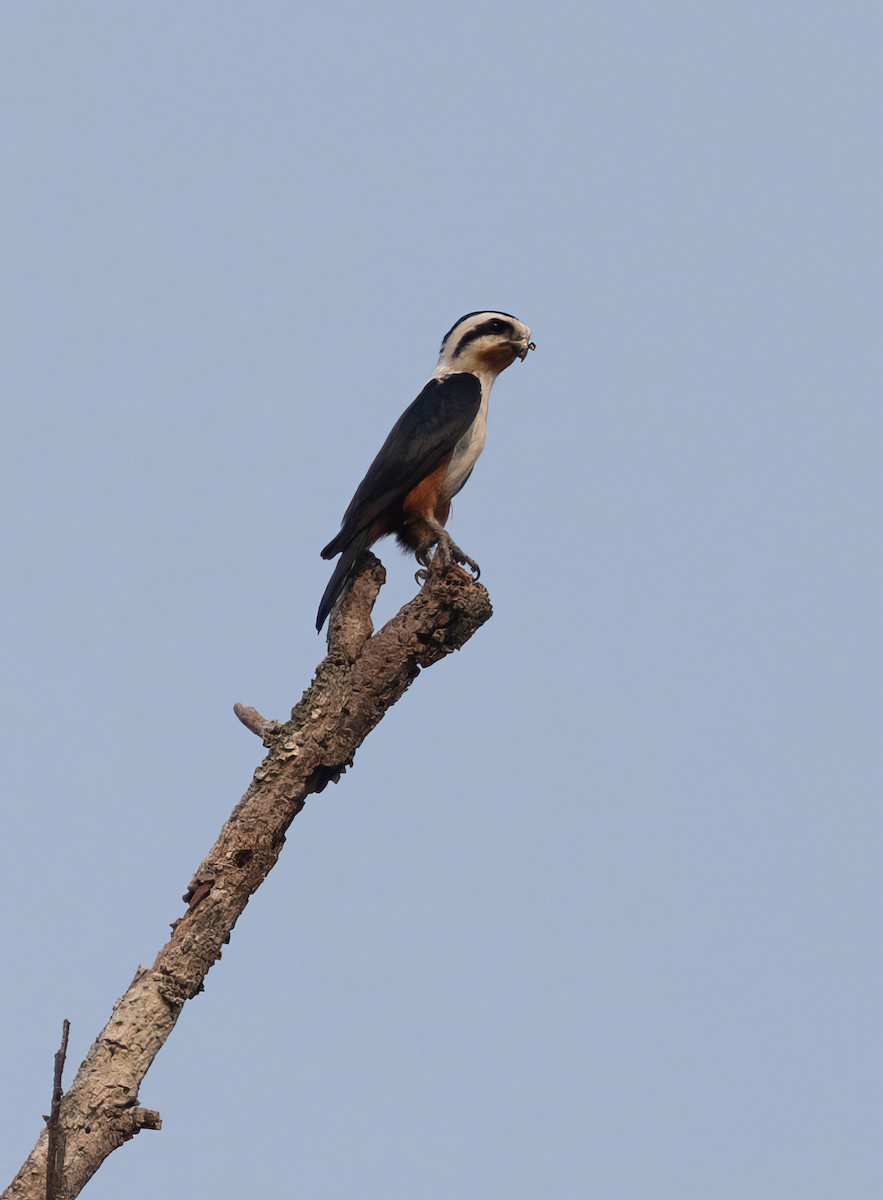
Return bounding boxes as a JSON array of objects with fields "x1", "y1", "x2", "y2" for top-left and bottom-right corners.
[{"x1": 316, "y1": 531, "x2": 370, "y2": 631}]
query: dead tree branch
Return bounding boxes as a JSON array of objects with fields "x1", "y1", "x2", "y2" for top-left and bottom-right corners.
[
  {"x1": 44, "y1": 1020, "x2": 69, "y2": 1200},
  {"x1": 3, "y1": 555, "x2": 491, "y2": 1200}
]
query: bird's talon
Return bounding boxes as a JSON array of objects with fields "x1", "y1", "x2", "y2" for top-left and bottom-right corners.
[
  {"x1": 415, "y1": 568, "x2": 429, "y2": 585},
  {"x1": 442, "y1": 539, "x2": 480, "y2": 581}
]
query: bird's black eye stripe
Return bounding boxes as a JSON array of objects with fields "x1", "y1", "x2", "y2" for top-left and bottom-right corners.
[
  {"x1": 452, "y1": 318, "x2": 514, "y2": 357},
  {"x1": 441, "y1": 310, "x2": 517, "y2": 350}
]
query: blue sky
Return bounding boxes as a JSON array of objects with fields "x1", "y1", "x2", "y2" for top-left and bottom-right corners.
[{"x1": 3, "y1": 3, "x2": 882, "y2": 1196}]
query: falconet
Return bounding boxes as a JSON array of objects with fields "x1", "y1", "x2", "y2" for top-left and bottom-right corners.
[{"x1": 317, "y1": 311, "x2": 534, "y2": 630}]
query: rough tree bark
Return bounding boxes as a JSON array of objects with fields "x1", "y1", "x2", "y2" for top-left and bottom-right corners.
[{"x1": 3, "y1": 555, "x2": 492, "y2": 1200}]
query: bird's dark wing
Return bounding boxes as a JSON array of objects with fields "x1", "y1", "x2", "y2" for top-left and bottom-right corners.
[{"x1": 322, "y1": 372, "x2": 481, "y2": 558}]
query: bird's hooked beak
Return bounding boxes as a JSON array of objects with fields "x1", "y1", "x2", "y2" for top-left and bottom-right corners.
[{"x1": 512, "y1": 336, "x2": 536, "y2": 361}]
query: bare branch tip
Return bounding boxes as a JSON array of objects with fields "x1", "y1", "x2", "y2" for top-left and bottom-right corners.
[
  {"x1": 233, "y1": 703, "x2": 280, "y2": 745},
  {"x1": 326, "y1": 551, "x2": 387, "y2": 660},
  {"x1": 132, "y1": 1108, "x2": 162, "y2": 1132},
  {"x1": 46, "y1": 1020, "x2": 71, "y2": 1200}
]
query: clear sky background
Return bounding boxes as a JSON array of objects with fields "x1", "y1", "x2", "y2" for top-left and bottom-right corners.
[{"x1": 2, "y1": 3, "x2": 882, "y2": 1197}]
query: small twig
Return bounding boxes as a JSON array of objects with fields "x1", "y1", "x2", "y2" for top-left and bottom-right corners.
[
  {"x1": 45, "y1": 1020, "x2": 69, "y2": 1200},
  {"x1": 232, "y1": 704, "x2": 280, "y2": 745},
  {"x1": 130, "y1": 1109, "x2": 162, "y2": 1133}
]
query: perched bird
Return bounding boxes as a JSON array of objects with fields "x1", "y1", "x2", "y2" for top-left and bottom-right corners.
[{"x1": 316, "y1": 310, "x2": 534, "y2": 630}]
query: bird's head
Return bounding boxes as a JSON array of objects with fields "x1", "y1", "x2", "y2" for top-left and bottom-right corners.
[{"x1": 435, "y1": 311, "x2": 534, "y2": 379}]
